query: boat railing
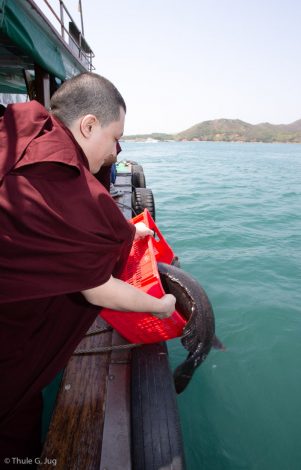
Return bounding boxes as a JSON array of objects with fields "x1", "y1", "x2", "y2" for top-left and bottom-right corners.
[{"x1": 34, "y1": 0, "x2": 95, "y2": 71}]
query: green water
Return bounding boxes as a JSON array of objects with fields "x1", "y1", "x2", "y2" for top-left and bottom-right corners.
[{"x1": 122, "y1": 141, "x2": 301, "y2": 470}]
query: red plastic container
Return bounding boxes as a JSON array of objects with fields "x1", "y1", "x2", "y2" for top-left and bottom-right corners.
[{"x1": 100, "y1": 209, "x2": 186, "y2": 343}]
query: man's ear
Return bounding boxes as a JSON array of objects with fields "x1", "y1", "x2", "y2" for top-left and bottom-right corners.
[{"x1": 79, "y1": 114, "x2": 98, "y2": 138}]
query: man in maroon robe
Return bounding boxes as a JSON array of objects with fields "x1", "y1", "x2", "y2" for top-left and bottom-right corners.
[{"x1": 0, "y1": 73, "x2": 175, "y2": 465}]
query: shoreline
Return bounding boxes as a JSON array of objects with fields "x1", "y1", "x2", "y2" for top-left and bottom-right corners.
[{"x1": 122, "y1": 139, "x2": 301, "y2": 144}]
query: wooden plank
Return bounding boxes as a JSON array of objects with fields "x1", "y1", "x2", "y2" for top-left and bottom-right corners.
[
  {"x1": 40, "y1": 318, "x2": 113, "y2": 470},
  {"x1": 99, "y1": 332, "x2": 132, "y2": 470},
  {"x1": 115, "y1": 171, "x2": 132, "y2": 220},
  {"x1": 40, "y1": 168, "x2": 134, "y2": 469},
  {"x1": 34, "y1": 63, "x2": 50, "y2": 108},
  {"x1": 114, "y1": 175, "x2": 132, "y2": 187}
]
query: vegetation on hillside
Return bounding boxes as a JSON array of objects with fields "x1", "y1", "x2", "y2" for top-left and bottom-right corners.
[{"x1": 123, "y1": 119, "x2": 301, "y2": 143}]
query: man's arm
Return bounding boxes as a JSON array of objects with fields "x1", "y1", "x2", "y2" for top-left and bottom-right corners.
[{"x1": 82, "y1": 276, "x2": 176, "y2": 319}]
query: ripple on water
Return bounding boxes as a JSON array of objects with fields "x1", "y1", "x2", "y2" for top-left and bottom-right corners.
[{"x1": 122, "y1": 142, "x2": 301, "y2": 470}]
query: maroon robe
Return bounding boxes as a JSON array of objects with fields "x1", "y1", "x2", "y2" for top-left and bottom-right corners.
[{"x1": 0, "y1": 101, "x2": 135, "y2": 461}]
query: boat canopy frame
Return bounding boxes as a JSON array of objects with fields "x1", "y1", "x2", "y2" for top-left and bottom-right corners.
[{"x1": 0, "y1": 0, "x2": 94, "y2": 99}]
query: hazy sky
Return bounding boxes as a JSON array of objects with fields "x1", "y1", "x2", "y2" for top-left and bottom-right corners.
[{"x1": 54, "y1": 1, "x2": 301, "y2": 134}]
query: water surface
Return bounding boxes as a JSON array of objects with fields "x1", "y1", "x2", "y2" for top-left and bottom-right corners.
[{"x1": 121, "y1": 141, "x2": 301, "y2": 470}]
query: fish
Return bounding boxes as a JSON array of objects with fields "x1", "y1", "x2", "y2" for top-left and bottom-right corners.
[{"x1": 157, "y1": 262, "x2": 224, "y2": 393}]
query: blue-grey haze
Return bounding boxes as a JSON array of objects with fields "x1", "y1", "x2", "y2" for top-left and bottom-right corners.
[{"x1": 121, "y1": 141, "x2": 301, "y2": 470}]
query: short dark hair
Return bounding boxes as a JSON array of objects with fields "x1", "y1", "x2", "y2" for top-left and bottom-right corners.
[{"x1": 50, "y1": 72, "x2": 126, "y2": 127}]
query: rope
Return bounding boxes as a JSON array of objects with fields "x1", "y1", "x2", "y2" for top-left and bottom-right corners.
[
  {"x1": 116, "y1": 200, "x2": 138, "y2": 216},
  {"x1": 85, "y1": 326, "x2": 113, "y2": 336},
  {"x1": 73, "y1": 342, "x2": 142, "y2": 355}
]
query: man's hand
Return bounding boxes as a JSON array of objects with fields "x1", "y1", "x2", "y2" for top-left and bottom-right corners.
[
  {"x1": 134, "y1": 222, "x2": 154, "y2": 239},
  {"x1": 151, "y1": 294, "x2": 176, "y2": 319}
]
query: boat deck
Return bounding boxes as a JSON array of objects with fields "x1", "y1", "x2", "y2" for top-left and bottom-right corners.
[
  {"x1": 41, "y1": 320, "x2": 132, "y2": 469},
  {"x1": 40, "y1": 164, "x2": 185, "y2": 470},
  {"x1": 40, "y1": 167, "x2": 134, "y2": 469}
]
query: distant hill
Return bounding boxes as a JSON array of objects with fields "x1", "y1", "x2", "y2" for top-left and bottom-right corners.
[{"x1": 123, "y1": 119, "x2": 301, "y2": 143}]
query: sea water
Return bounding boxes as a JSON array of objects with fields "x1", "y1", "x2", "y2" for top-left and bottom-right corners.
[{"x1": 121, "y1": 141, "x2": 301, "y2": 470}]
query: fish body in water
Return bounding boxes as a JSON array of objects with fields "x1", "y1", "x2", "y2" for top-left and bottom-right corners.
[{"x1": 157, "y1": 262, "x2": 219, "y2": 393}]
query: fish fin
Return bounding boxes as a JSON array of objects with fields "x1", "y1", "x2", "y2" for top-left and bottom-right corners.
[
  {"x1": 212, "y1": 335, "x2": 226, "y2": 351},
  {"x1": 171, "y1": 255, "x2": 181, "y2": 268}
]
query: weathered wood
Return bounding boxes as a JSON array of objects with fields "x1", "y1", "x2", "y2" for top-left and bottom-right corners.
[
  {"x1": 40, "y1": 317, "x2": 113, "y2": 469},
  {"x1": 34, "y1": 63, "x2": 50, "y2": 108},
  {"x1": 114, "y1": 169, "x2": 133, "y2": 220},
  {"x1": 40, "y1": 171, "x2": 134, "y2": 469},
  {"x1": 99, "y1": 332, "x2": 132, "y2": 470}
]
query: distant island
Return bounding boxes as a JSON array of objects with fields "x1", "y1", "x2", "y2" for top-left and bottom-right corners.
[{"x1": 123, "y1": 118, "x2": 301, "y2": 143}]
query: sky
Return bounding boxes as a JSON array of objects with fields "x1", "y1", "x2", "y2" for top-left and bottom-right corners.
[{"x1": 46, "y1": 0, "x2": 301, "y2": 134}]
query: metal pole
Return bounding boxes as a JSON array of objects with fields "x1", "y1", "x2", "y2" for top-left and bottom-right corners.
[
  {"x1": 78, "y1": 0, "x2": 85, "y2": 36},
  {"x1": 59, "y1": 0, "x2": 64, "y2": 39}
]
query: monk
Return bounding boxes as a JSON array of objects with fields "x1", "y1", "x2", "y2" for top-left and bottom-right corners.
[{"x1": 0, "y1": 73, "x2": 176, "y2": 465}]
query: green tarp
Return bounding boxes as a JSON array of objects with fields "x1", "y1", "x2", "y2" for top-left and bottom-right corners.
[
  {"x1": 0, "y1": 0, "x2": 90, "y2": 94},
  {"x1": 0, "y1": 76, "x2": 27, "y2": 93},
  {"x1": 0, "y1": 0, "x2": 66, "y2": 79}
]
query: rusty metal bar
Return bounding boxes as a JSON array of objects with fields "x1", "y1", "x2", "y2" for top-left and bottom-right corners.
[{"x1": 59, "y1": 0, "x2": 64, "y2": 39}]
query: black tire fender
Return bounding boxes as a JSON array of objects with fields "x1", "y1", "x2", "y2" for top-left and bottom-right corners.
[
  {"x1": 132, "y1": 187, "x2": 155, "y2": 220},
  {"x1": 131, "y1": 343, "x2": 186, "y2": 469},
  {"x1": 132, "y1": 164, "x2": 146, "y2": 188}
]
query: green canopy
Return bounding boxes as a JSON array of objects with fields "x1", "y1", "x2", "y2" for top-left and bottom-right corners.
[{"x1": 0, "y1": 0, "x2": 92, "y2": 93}]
